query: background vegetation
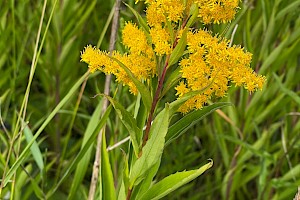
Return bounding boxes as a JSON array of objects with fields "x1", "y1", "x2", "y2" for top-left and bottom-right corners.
[{"x1": 0, "y1": 0, "x2": 299, "y2": 199}]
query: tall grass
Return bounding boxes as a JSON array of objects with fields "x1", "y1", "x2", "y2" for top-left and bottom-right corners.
[{"x1": 0, "y1": 0, "x2": 299, "y2": 199}]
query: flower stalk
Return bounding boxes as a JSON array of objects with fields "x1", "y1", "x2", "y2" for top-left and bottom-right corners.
[{"x1": 80, "y1": 1, "x2": 266, "y2": 199}]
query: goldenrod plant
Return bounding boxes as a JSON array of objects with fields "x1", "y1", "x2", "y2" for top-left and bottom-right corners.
[
  {"x1": 2, "y1": 0, "x2": 300, "y2": 199},
  {"x1": 80, "y1": 0, "x2": 265, "y2": 199}
]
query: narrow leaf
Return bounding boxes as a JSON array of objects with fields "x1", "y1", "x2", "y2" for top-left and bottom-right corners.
[
  {"x1": 101, "y1": 129, "x2": 116, "y2": 200},
  {"x1": 133, "y1": 158, "x2": 162, "y2": 199},
  {"x1": 3, "y1": 71, "x2": 89, "y2": 187},
  {"x1": 46, "y1": 105, "x2": 112, "y2": 198},
  {"x1": 124, "y1": 2, "x2": 149, "y2": 34},
  {"x1": 273, "y1": 73, "x2": 300, "y2": 106},
  {"x1": 161, "y1": 66, "x2": 181, "y2": 97},
  {"x1": 166, "y1": 102, "x2": 232, "y2": 145},
  {"x1": 129, "y1": 104, "x2": 170, "y2": 187},
  {"x1": 186, "y1": 3, "x2": 199, "y2": 28},
  {"x1": 103, "y1": 94, "x2": 141, "y2": 157},
  {"x1": 22, "y1": 122, "x2": 44, "y2": 171},
  {"x1": 109, "y1": 56, "x2": 152, "y2": 111},
  {"x1": 68, "y1": 100, "x2": 103, "y2": 200},
  {"x1": 118, "y1": 181, "x2": 126, "y2": 200},
  {"x1": 139, "y1": 160, "x2": 213, "y2": 200},
  {"x1": 169, "y1": 29, "x2": 187, "y2": 66}
]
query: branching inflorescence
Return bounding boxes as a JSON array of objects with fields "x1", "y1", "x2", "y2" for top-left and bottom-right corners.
[
  {"x1": 80, "y1": 0, "x2": 266, "y2": 114},
  {"x1": 80, "y1": 1, "x2": 267, "y2": 199}
]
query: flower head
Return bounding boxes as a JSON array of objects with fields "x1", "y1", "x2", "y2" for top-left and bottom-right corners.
[
  {"x1": 195, "y1": 0, "x2": 240, "y2": 24},
  {"x1": 176, "y1": 29, "x2": 266, "y2": 113},
  {"x1": 81, "y1": 0, "x2": 266, "y2": 113}
]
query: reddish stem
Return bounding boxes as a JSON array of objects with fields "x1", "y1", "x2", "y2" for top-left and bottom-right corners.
[
  {"x1": 126, "y1": 188, "x2": 132, "y2": 200},
  {"x1": 141, "y1": 17, "x2": 189, "y2": 149},
  {"x1": 142, "y1": 58, "x2": 169, "y2": 148}
]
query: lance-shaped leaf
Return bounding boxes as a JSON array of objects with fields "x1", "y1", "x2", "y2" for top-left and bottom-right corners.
[
  {"x1": 161, "y1": 66, "x2": 181, "y2": 97},
  {"x1": 168, "y1": 72, "x2": 220, "y2": 115},
  {"x1": 68, "y1": 101, "x2": 103, "y2": 200},
  {"x1": 166, "y1": 102, "x2": 232, "y2": 146},
  {"x1": 124, "y1": 2, "x2": 150, "y2": 34},
  {"x1": 169, "y1": 85, "x2": 213, "y2": 116},
  {"x1": 3, "y1": 72, "x2": 90, "y2": 187},
  {"x1": 129, "y1": 104, "x2": 170, "y2": 187},
  {"x1": 109, "y1": 56, "x2": 152, "y2": 112},
  {"x1": 186, "y1": 3, "x2": 199, "y2": 28},
  {"x1": 22, "y1": 121, "x2": 44, "y2": 172},
  {"x1": 46, "y1": 105, "x2": 112, "y2": 198},
  {"x1": 103, "y1": 94, "x2": 141, "y2": 157},
  {"x1": 132, "y1": 158, "x2": 162, "y2": 199},
  {"x1": 101, "y1": 129, "x2": 116, "y2": 200},
  {"x1": 273, "y1": 73, "x2": 300, "y2": 106},
  {"x1": 138, "y1": 160, "x2": 213, "y2": 200},
  {"x1": 169, "y1": 29, "x2": 187, "y2": 66}
]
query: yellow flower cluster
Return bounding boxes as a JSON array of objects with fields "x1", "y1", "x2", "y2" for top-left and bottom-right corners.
[
  {"x1": 138, "y1": 0, "x2": 240, "y2": 24},
  {"x1": 145, "y1": 0, "x2": 185, "y2": 26},
  {"x1": 195, "y1": 0, "x2": 240, "y2": 24},
  {"x1": 81, "y1": 22, "x2": 156, "y2": 95},
  {"x1": 175, "y1": 30, "x2": 266, "y2": 113},
  {"x1": 81, "y1": 0, "x2": 266, "y2": 113},
  {"x1": 150, "y1": 26, "x2": 172, "y2": 55}
]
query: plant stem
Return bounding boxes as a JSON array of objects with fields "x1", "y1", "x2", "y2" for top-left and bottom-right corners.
[
  {"x1": 141, "y1": 17, "x2": 188, "y2": 148},
  {"x1": 126, "y1": 188, "x2": 132, "y2": 200},
  {"x1": 88, "y1": 0, "x2": 121, "y2": 199},
  {"x1": 142, "y1": 57, "x2": 169, "y2": 148}
]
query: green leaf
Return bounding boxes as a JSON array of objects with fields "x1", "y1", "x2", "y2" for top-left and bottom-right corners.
[
  {"x1": 168, "y1": 82, "x2": 213, "y2": 116},
  {"x1": 166, "y1": 20, "x2": 175, "y2": 44},
  {"x1": 186, "y1": 3, "x2": 199, "y2": 28},
  {"x1": 22, "y1": 121, "x2": 44, "y2": 171},
  {"x1": 109, "y1": 56, "x2": 152, "y2": 112},
  {"x1": 161, "y1": 66, "x2": 181, "y2": 97},
  {"x1": 132, "y1": 159, "x2": 162, "y2": 199},
  {"x1": 275, "y1": 0, "x2": 300, "y2": 20},
  {"x1": 124, "y1": 2, "x2": 149, "y2": 34},
  {"x1": 3, "y1": 71, "x2": 90, "y2": 187},
  {"x1": 122, "y1": 149, "x2": 130, "y2": 196},
  {"x1": 103, "y1": 94, "x2": 141, "y2": 157},
  {"x1": 169, "y1": 29, "x2": 187, "y2": 66},
  {"x1": 259, "y1": 37, "x2": 289, "y2": 73},
  {"x1": 273, "y1": 73, "x2": 300, "y2": 106},
  {"x1": 166, "y1": 102, "x2": 232, "y2": 145},
  {"x1": 129, "y1": 104, "x2": 170, "y2": 187},
  {"x1": 101, "y1": 128, "x2": 116, "y2": 200},
  {"x1": 68, "y1": 100, "x2": 104, "y2": 200},
  {"x1": 118, "y1": 181, "x2": 127, "y2": 200},
  {"x1": 46, "y1": 105, "x2": 112, "y2": 198},
  {"x1": 138, "y1": 160, "x2": 213, "y2": 200}
]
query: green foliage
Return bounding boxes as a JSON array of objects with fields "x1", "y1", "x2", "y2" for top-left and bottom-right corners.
[{"x1": 0, "y1": 0, "x2": 299, "y2": 199}]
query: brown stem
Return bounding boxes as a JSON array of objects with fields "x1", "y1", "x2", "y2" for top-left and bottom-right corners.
[{"x1": 126, "y1": 188, "x2": 132, "y2": 200}]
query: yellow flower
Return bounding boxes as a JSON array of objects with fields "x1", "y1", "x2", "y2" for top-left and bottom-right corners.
[
  {"x1": 81, "y1": 0, "x2": 265, "y2": 110},
  {"x1": 81, "y1": 43, "x2": 156, "y2": 95},
  {"x1": 175, "y1": 81, "x2": 189, "y2": 97},
  {"x1": 122, "y1": 22, "x2": 150, "y2": 55},
  {"x1": 145, "y1": 0, "x2": 185, "y2": 27},
  {"x1": 146, "y1": 2, "x2": 166, "y2": 27},
  {"x1": 150, "y1": 26, "x2": 172, "y2": 55},
  {"x1": 80, "y1": 45, "x2": 110, "y2": 73},
  {"x1": 176, "y1": 29, "x2": 266, "y2": 113},
  {"x1": 195, "y1": 0, "x2": 240, "y2": 24}
]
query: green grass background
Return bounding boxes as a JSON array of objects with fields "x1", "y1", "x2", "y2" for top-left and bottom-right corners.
[{"x1": 0, "y1": 0, "x2": 299, "y2": 199}]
